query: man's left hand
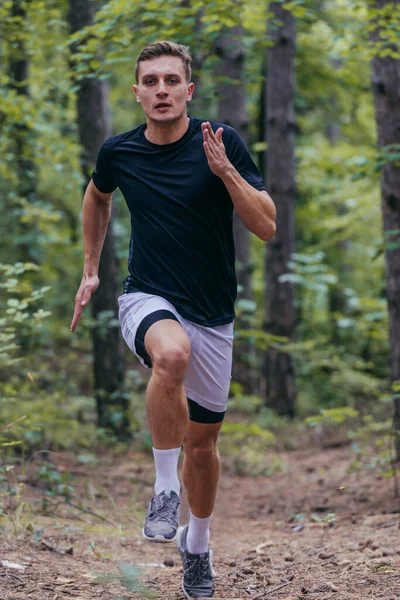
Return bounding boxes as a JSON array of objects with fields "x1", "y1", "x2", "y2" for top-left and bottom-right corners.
[{"x1": 202, "y1": 122, "x2": 232, "y2": 178}]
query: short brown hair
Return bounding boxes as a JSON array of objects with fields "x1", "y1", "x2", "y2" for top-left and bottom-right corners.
[{"x1": 135, "y1": 41, "x2": 192, "y2": 83}]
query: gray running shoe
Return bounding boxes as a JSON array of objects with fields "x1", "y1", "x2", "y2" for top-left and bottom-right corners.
[
  {"x1": 142, "y1": 490, "x2": 180, "y2": 542},
  {"x1": 177, "y1": 525, "x2": 215, "y2": 599}
]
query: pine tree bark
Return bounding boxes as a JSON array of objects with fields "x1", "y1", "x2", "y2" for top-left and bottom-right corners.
[
  {"x1": 216, "y1": 26, "x2": 255, "y2": 393},
  {"x1": 180, "y1": 0, "x2": 203, "y2": 116},
  {"x1": 9, "y1": 0, "x2": 37, "y2": 263},
  {"x1": 263, "y1": 3, "x2": 297, "y2": 417},
  {"x1": 370, "y1": 0, "x2": 400, "y2": 458},
  {"x1": 257, "y1": 55, "x2": 267, "y2": 179},
  {"x1": 67, "y1": 0, "x2": 128, "y2": 438}
]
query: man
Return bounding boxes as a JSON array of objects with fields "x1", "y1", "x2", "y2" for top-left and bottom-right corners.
[{"x1": 71, "y1": 41, "x2": 276, "y2": 599}]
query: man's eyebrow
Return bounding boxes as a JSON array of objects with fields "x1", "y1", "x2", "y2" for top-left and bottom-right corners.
[{"x1": 142, "y1": 72, "x2": 182, "y2": 80}]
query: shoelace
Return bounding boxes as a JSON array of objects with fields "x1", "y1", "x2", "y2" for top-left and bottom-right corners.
[
  {"x1": 148, "y1": 495, "x2": 179, "y2": 524},
  {"x1": 184, "y1": 554, "x2": 210, "y2": 586}
]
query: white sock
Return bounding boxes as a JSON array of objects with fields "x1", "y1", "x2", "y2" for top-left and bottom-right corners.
[
  {"x1": 186, "y1": 510, "x2": 212, "y2": 554},
  {"x1": 152, "y1": 447, "x2": 181, "y2": 496}
]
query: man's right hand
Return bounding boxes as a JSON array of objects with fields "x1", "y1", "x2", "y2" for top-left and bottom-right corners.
[{"x1": 70, "y1": 274, "x2": 100, "y2": 332}]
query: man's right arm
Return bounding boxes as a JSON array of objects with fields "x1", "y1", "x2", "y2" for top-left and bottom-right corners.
[{"x1": 70, "y1": 180, "x2": 113, "y2": 332}]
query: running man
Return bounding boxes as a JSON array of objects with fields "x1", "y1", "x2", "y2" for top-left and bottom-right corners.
[{"x1": 71, "y1": 41, "x2": 276, "y2": 598}]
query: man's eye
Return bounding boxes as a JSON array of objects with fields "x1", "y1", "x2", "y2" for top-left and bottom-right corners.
[
  {"x1": 168, "y1": 79, "x2": 178, "y2": 84},
  {"x1": 145, "y1": 79, "x2": 155, "y2": 85}
]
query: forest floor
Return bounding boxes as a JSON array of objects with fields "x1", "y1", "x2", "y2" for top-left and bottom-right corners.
[{"x1": 1, "y1": 437, "x2": 400, "y2": 600}]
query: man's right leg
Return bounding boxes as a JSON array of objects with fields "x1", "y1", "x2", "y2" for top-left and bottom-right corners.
[
  {"x1": 145, "y1": 319, "x2": 190, "y2": 449},
  {"x1": 142, "y1": 318, "x2": 191, "y2": 542}
]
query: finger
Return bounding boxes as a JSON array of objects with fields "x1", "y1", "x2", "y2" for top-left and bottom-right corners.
[
  {"x1": 205, "y1": 128, "x2": 219, "y2": 155},
  {"x1": 81, "y1": 287, "x2": 92, "y2": 306},
  {"x1": 70, "y1": 286, "x2": 92, "y2": 331},
  {"x1": 215, "y1": 127, "x2": 224, "y2": 143},
  {"x1": 70, "y1": 305, "x2": 83, "y2": 332},
  {"x1": 202, "y1": 122, "x2": 216, "y2": 145},
  {"x1": 206, "y1": 122, "x2": 220, "y2": 144},
  {"x1": 204, "y1": 136, "x2": 217, "y2": 160},
  {"x1": 204, "y1": 122, "x2": 215, "y2": 144},
  {"x1": 201, "y1": 122, "x2": 208, "y2": 141},
  {"x1": 203, "y1": 140, "x2": 213, "y2": 160}
]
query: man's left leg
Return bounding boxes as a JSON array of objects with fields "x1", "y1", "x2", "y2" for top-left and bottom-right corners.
[
  {"x1": 177, "y1": 417, "x2": 223, "y2": 599},
  {"x1": 176, "y1": 320, "x2": 232, "y2": 598},
  {"x1": 183, "y1": 420, "x2": 222, "y2": 543}
]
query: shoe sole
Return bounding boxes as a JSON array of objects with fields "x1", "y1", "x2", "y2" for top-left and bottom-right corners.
[{"x1": 142, "y1": 527, "x2": 177, "y2": 543}]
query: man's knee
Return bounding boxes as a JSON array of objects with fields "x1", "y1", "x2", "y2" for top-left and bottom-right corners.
[
  {"x1": 183, "y1": 426, "x2": 221, "y2": 465},
  {"x1": 153, "y1": 344, "x2": 190, "y2": 383}
]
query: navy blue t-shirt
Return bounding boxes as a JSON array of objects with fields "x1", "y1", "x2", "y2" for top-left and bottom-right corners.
[{"x1": 92, "y1": 116, "x2": 266, "y2": 327}]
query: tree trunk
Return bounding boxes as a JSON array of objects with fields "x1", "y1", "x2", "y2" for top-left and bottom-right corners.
[
  {"x1": 263, "y1": 2, "x2": 297, "y2": 417},
  {"x1": 370, "y1": 0, "x2": 400, "y2": 458},
  {"x1": 215, "y1": 26, "x2": 255, "y2": 393},
  {"x1": 9, "y1": 0, "x2": 37, "y2": 263},
  {"x1": 67, "y1": 0, "x2": 128, "y2": 438},
  {"x1": 181, "y1": 0, "x2": 203, "y2": 116},
  {"x1": 257, "y1": 55, "x2": 267, "y2": 179}
]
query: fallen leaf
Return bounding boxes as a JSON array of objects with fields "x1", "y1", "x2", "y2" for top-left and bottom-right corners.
[
  {"x1": 255, "y1": 541, "x2": 273, "y2": 554},
  {"x1": 318, "y1": 552, "x2": 335, "y2": 560},
  {"x1": 1, "y1": 561, "x2": 27, "y2": 571},
  {"x1": 311, "y1": 582, "x2": 338, "y2": 593},
  {"x1": 364, "y1": 515, "x2": 399, "y2": 527}
]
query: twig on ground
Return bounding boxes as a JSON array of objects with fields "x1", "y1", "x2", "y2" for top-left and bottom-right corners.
[
  {"x1": 0, "y1": 571, "x2": 25, "y2": 585},
  {"x1": 255, "y1": 542, "x2": 272, "y2": 554},
  {"x1": 67, "y1": 501, "x2": 115, "y2": 525},
  {"x1": 251, "y1": 581, "x2": 292, "y2": 599},
  {"x1": 41, "y1": 538, "x2": 73, "y2": 556}
]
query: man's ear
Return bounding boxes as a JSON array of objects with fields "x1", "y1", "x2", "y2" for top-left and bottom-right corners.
[
  {"x1": 187, "y1": 82, "x2": 195, "y2": 102},
  {"x1": 133, "y1": 84, "x2": 141, "y2": 103}
]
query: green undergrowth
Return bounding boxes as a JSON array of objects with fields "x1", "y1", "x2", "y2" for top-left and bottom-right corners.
[
  {"x1": 93, "y1": 562, "x2": 156, "y2": 599},
  {"x1": 219, "y1": 413, "x2": 287, "y2": 477},
  {"x1": 304, "y1": 392, "x2": 399, "y2": 484},
  {"x1": 225, "y1": 386, "x2": 398, "y2": 481},
  {"x1": 0, "y1": 262, "x2": 142, "y2": 455},
  {"x1": 1, "y1": 390, "x2": 101, "y2": 451}
]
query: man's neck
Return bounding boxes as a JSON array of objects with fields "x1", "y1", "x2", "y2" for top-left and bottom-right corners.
[{"x1": 144, "y1": 115, "x2": 190, "y2": 145}]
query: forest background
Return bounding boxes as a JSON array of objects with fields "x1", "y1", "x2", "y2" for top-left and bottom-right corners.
[{"x1": 1, "y1": 0, "x2": 400, "y2": 490}]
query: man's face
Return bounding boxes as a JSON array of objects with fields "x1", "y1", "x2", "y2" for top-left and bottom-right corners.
[{"x1": 133, "y1": 56, "x2": 194, "y2": 123}]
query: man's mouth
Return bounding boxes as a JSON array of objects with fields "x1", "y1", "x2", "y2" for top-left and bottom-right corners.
[{"x1": 154, "y1": 103, "x2": 171, "y2": 109}]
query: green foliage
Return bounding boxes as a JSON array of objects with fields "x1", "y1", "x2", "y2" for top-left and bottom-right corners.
[
  {"x1": 222, "y1": 421, "x2": 277, "y2": 444},
  {"x1": 311, "y1": 512, "x2": 336, "y2": 525},
  {"x1": 305, "y1": 406, "x2": 359, "y2": 427},
  {"x1": 0, "y1": 263, "x2": 93, "y2": 452},
  {"x1": 0, "y1": 0, "x2": 395, "y2": 473},
  {"x1": 0, "y1": 262, "x2": 51, "y2": 369},
  {"x1": 219, "y1": 421, "x2": 285, "y2": 476},
  {"x1": 347, "y1": 382, "x2": 400, "y2": 478},
  {"x1": 94, "y1": 562, "x2": 155, "y2": 599},
  {"x1": 68, "y1": 0, "x2": 248, "y2": 80},
  {"x1": 364, "y1": 2, "x2": 400, "y2": 59},
  {"x1": 36, "y1": 462, "x2": 74, "y2": 501}
]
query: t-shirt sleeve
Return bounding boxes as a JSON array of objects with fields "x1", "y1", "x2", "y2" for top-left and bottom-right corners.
[
  {"x1": 223, "y1": 126, "x2": 266, "y2": 192},
  {"x1": 91, "y1": 138, "x2": 118, "y2": 194}
]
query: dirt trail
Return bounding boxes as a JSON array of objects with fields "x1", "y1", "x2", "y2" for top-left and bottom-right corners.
[{"x1": 1, "y1": 444, "x2": 400, "y2": 600}]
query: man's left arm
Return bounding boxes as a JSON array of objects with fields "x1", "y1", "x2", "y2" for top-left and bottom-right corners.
[{"x1": 202, "y1": 122, "x2": 276, "y2": 242}]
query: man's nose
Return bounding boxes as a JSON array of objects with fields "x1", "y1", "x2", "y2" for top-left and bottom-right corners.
[{"x1": 156, "y1": 82, "x2": 168, "y2": 96}]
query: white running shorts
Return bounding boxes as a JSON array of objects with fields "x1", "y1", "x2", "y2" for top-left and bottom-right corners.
[{"x1": 118, "y1": 291, "x2": 233, "y2": 414}]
